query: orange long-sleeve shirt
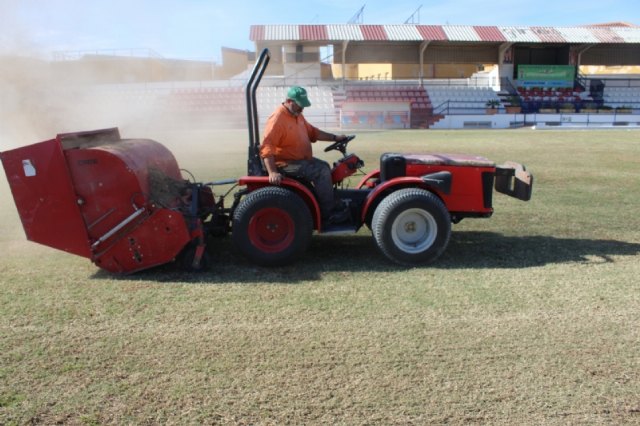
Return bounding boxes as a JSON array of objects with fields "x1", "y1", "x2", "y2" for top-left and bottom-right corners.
[{"x1": 260, "y1": 104, "x2": 320, "y2": 167}]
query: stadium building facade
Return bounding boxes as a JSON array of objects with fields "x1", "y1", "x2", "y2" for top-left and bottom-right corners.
[
  {"x1": 37, "y1": 23, "x2": 640, "y2": 130},
  {"x1": 248, "y1": 23, "x2": 640, "y2": 129}
]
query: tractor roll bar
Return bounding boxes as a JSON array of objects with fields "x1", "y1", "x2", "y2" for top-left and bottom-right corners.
[{"x1": 245, "y1": 48, "x2": 271, "y2": 176}]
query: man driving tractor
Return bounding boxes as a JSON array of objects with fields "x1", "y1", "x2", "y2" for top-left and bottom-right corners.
[{"x1": 260, "y1": 86, "x2": 351, "y2": 224}]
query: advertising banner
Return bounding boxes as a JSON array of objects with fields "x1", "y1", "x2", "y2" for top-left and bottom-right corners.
[{"x1": 517, "y1": 65, "x2": 576, "y2": 88}]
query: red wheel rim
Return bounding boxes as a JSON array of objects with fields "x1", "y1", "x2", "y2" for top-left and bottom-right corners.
[{"x1": 248, "y1": 207, "x2": 295, "y2": 253}]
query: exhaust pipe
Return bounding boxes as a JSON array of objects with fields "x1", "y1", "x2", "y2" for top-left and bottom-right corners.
[{"x1": 245, "y1": 48, "x2": 271, "y2": 176}]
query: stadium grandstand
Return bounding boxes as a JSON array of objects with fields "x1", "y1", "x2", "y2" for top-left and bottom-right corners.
[{"x1": 49, "y1": 22, "x2": 640, "y2": 130}]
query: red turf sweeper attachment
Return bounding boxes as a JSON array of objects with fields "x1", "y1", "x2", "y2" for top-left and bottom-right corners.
[{"x1": 1, "y1": 128, "x2": 204, "y2": 274}]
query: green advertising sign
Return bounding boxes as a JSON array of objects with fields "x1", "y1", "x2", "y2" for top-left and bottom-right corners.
[{"x1": 517, "y1": 65, "x2": 576, "y2": 88}]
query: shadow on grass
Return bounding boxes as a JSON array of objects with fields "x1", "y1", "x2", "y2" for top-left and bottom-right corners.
[
  {"x1": 441, "y1": 231, "x2": 640, "y2": 269},
  {"x1": 92, "y1": 232, "x2": 640, "y2": 284}
]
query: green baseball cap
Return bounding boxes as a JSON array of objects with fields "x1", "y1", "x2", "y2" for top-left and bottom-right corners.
[{"x1": 287, "y1": 86, "x2": 311, "y2": 107}]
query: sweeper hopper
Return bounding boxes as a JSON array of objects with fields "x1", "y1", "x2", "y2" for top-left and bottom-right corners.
[{"x1": 1, "y1": 128, "x2": 198, "y2": 273}]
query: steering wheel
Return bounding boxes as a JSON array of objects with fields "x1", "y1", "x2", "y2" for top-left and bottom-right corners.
[{"x1": 324, "y1": 135, "x2": 356, "y2": 154}]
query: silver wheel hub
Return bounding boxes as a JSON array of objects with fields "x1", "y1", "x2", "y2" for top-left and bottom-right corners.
[{"x1": 391, "y1": 208, "x2": 437, "y2": 254}]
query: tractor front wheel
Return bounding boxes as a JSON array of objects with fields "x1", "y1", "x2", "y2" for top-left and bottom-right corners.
[
  {"x1": 372, "y1": 188, "x2": 451, "y2": 265},
  {"x1": 233, "y1": 187, "x2": 312, "y2": 266}
]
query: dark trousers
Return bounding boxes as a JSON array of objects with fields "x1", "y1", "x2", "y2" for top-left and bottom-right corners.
[{"x1": 280, "y1": 158, "x2": 336, "y2": 218}]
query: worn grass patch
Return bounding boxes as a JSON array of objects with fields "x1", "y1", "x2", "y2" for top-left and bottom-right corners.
[{"x1": 1, "y1": 129, "x2": 639, "y2": 424}]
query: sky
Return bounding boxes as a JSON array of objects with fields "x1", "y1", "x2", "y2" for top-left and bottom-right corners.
[{"x1": 1, "y1": 0, "x2": 639, "y2": 62}]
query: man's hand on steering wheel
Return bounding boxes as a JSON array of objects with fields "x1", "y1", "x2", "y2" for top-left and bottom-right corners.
[{"x1": 324, "y1": 135, "x2": 356, "y2": 153}]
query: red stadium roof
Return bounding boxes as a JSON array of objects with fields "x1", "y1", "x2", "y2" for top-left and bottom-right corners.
[{"x1": 250, "y1": 24, "x2": 640, "y2": 44}]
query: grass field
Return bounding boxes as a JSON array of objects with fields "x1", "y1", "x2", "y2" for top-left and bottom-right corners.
[{"x1": 1, "y1": 128, "x2": 639, "y2": 424}]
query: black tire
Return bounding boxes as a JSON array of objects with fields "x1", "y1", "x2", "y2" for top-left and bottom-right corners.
[
  {"x1": 232, "y1": 187, "x2": 312, "y2": 266},
  {"x1": 372, "y1": 188, "x2": 451, "y2": 265}
]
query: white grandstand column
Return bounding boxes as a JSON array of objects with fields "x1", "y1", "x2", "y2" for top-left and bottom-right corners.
[
  {"x1": 419, "y1": 41, "x2": 431, "y2": 87},
  {"x1": 498, "y1": 43, "x2": 514, "y2": 91},
  {"x1": 341, "y1": 40, "x2": 349, "y2": 88},
  {"x1": 498, "y1": 43, "x2": 513, "y2": 65}
]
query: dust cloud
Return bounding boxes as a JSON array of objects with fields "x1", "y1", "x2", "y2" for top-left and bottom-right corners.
[
  {"x1": 0, "y1": 53, "x2": 204, "y2": 152},
  {"x1": 0, "y1": 0, "x2": 249, "y2": 164}
]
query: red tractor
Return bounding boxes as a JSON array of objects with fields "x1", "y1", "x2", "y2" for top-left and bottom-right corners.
[
  {"x1": 230, "y1": 49, "x2": 532, "y2": 266},
  {"x1": 1, "y1": 49, "x2": 532, "y2": 273}
]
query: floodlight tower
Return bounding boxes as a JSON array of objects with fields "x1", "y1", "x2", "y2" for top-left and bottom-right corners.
[
  {"x1": 348, "y1": 4, "x2": 365, "y2": 24},
  {"x1": 404, "y1": 5, "x2": 423, "y2": 24}
]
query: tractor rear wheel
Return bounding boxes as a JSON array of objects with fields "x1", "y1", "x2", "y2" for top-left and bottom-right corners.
[
  {"x1": 372, "y1": 188, "x2": 451, "y2": 265},
  {"x1": 233, "y1": 187, "x2": 312, "y2": 266}
]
